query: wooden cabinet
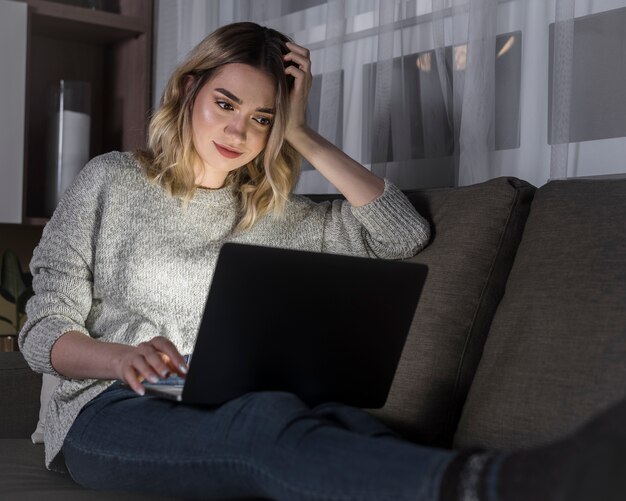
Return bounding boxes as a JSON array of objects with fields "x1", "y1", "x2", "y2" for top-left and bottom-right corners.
[{"x1": 0, "y1": 0, "x2": 153, "y2": 225}]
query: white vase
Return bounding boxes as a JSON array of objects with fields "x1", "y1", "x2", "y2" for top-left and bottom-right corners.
[{"x1": 44, "y1": 80, "x2": 91, "y2": 218}]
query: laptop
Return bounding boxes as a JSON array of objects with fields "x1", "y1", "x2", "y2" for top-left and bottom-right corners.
[{"x1": 141, "y1": 242, "x2": 428, "y2": 409}]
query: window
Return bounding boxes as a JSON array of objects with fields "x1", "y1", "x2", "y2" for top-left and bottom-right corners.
[
  {"x1": 548, "y1": 7, "x2": 626, "y2": 143},
  {"x1": 362, "y1": 31, "x2": 522, "y2": 163}
]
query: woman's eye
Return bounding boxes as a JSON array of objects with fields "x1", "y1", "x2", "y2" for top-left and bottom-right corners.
[
  {"x1": 254, "y1": 117, "x2": 272, "y2": 126},
  {"x1": 216, "y1": 101, "x2": 233, "y2": 111}
]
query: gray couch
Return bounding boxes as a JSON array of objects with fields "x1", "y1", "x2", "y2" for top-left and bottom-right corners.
[{"x1": 2, "y1": 176, "x2": 625, "y2": 500}]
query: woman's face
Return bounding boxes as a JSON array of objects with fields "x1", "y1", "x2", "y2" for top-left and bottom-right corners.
[{"x1": 190, "y1": 63, "x2": 277, "y2": 188}]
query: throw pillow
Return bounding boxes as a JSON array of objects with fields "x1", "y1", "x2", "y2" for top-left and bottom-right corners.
[
  {"x1": 31, "y1": 373, "x2": 60, "y2": 444},
  {"x1": 365, "y1": 177, "x2": 534, "y2": 446}
]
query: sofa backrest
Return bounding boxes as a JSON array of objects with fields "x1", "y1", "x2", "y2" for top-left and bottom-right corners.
[
  {"x1": 454, "y1": 178, "x2": 626, "y2": 450},
  {"x1": 359, "y1": 177, "x2": 535, "y2": 446}
]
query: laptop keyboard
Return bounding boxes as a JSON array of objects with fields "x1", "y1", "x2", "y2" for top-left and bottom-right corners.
[
  {"x1": 143, "y1": 384, "x2": 182, "y2": 395},
  {"x1": 150, "y1": 374, "x2": 186, "y2": 386}
]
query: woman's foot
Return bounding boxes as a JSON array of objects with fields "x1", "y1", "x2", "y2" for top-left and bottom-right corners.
[{"x1": 440, "y1": 397, "x2": 626, "y2": 500}]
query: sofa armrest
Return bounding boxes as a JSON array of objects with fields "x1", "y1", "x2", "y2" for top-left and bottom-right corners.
[{"x1": 0, "y1": 352, "x2": 41, "y2": 439}]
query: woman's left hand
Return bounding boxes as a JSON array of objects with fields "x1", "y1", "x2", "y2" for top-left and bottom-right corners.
[{"x1": 283, "y1": 41, "x2": 313, "y2": 143}]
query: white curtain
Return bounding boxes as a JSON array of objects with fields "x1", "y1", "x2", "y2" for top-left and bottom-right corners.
[
  {"x1": 550, "y1": 0, "x2": 574, "y2": 181},
  {"x1": 154, "y1": 0, "x2": 626, "y2": 191}
]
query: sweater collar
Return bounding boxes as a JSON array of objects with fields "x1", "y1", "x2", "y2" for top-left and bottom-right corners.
[{"x1": 191, "y1": 184, "x2": 238, "y2": 206}]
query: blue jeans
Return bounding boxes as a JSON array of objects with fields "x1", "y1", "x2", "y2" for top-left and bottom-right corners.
[{"x1": 63, "y1": 382, "x2": 455, "y2": 500}]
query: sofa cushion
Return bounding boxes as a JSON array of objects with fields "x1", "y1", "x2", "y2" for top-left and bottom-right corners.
[
  {"x1": 0, "y1": 439, "x2": 270, "y2": 500},
  {"x1": 0, "y1": 352, "x2": 41, "y2": 438},
  {"x1": 0, "y1": 439, "x2": 180, "y2": 500},
  {"x1": 454, "y1": 178, "x2": 626, "y2": 450},
  {"x1": 359, "y1": 177, "x2": 534, "y2": 446}
]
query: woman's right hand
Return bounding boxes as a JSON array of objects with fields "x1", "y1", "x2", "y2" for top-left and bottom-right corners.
[{"x1": 114, "y1": 336, "x2": 188, "y2": 395}]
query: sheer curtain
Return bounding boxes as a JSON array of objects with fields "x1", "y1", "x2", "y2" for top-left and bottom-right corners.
[{"x1": 154, "y1": 0, "x2": 626, "y2": 192}]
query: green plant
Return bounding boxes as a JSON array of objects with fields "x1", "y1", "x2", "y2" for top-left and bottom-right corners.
[{"x1": 0, "y1": 249, "x2": 34, "y2": 336}]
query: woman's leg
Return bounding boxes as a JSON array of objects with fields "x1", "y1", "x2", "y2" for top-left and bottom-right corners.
[
  {"x1": 64, "y1": 383, "x2": 626, "y2": 501},
  {"x1": 63, "y1": 383, "x2": 453, "y2": 501}
]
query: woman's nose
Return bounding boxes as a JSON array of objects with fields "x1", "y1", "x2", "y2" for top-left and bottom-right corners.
[{"x1": 224, "y1": 115, "x2": 246, "y2": 142}]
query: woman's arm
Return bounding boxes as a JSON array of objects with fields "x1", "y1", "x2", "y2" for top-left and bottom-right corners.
[
  {"x1": 286, "y1": 125, "x2": 384, "y2": 207},
  {"x1": 283, "y1": 42, "x2": 384, "y2": 207},
  {"x1": 19, "y1": 155, "x2": 187, "y2": 395},
  {"x1": 51, "y1": 331, "x2": 187, "y2": 396},
  {"x1": 283, "y1": 42, "x2": 430, "y2": 259}
]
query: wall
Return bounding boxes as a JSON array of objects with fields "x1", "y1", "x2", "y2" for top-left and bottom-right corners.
[{"x1": 0, "y1": 0, "x2": 27, "y2": 223}]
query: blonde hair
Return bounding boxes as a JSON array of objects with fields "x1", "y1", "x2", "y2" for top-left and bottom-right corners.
[{"x1": 135, "y1": 22, "x2": 301, "y2": 231}]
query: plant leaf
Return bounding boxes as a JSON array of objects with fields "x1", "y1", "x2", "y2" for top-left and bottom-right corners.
[
  {"x1": 1, "y1": 250, "x2": 26, "y2": 304},
  {"x1": 17, "y1": 287, "x2": 34, "y2": 315},
  {"x1": 0, "y1": 285, "x2": 15, "y2": 304},
  {"x1": 0, "y1": 315, "x2": 13, "y2": 326}
]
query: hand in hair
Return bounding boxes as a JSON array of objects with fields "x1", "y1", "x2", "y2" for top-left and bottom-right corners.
[
  {"x1": 283, "y1": 41, "x2": 313, "y2": 143},
  {"x1": 280, "y1": 39, "x2": 384, "y2": 206}
]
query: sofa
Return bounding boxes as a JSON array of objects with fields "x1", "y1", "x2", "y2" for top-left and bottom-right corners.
[{"x1": 1, "y1": 175, "x2": 624, "y2": 500}]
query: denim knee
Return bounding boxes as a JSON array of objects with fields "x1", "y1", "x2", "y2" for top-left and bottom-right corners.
[{"x1": 222, "y1": 391, "x2": 328, "y2": 450}]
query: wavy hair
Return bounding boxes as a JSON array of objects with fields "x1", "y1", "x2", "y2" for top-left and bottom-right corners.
[{"x1": 135, "y1": 22, "x2": 301, "y2": 231}]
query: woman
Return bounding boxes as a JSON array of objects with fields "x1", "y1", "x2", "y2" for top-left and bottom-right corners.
[{"x1": 19, "y1": 22, "x2": 625, "y2": 501}]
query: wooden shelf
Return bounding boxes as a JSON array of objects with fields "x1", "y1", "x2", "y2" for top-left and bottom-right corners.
[
  {"x1": 21, "y1": 217, "x2": 49, "y2": 226},
  {"x1": 23, "y1": 0, "x2": 147, "y2": 44},
  {"x1": 15, "y1": 0, "x2": 154, "y2": 223}
]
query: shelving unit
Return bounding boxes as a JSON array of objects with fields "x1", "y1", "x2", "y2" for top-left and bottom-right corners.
[{"x1": 9, "y1": 0, "x2": 153, "y2": 225}]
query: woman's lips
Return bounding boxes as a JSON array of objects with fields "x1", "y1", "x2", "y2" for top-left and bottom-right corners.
[{"x1": 214, "y1": 142, "x2": 243, "y2": 159}]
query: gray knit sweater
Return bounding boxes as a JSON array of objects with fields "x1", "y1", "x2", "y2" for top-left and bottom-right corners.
[{"x1": 19, "y1": 151, "x2": 430, "y2": 469}]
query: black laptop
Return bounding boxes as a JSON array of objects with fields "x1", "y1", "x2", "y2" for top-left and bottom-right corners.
[{"x1": 141, "y1": 242, "x2": 428, "y2": 408}]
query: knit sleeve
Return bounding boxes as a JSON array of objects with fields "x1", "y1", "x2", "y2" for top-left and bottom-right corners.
[
  {"x1": 321, "y1": 178, "x2": 430, "y2": 259},
  {"x1": 18, "y1": 155, "x2": 110, "y2": 377}
]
